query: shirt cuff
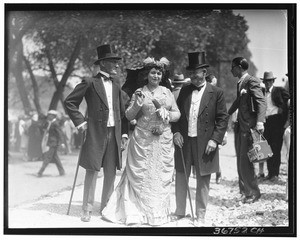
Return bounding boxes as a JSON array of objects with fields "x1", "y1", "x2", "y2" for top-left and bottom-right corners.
[
  {"x1": 256, "y1": 122, "x2": 264, "y2": 127},
  {"x1": 77, "y1": 121, "x2": 87, "y2": 129},
  {"x1": 122, "y1": 134, "x2": 128, "y2": 139}
]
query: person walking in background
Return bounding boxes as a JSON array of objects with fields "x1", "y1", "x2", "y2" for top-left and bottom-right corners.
[
  {"x1": 27, "y1": 113, "x2": 43, "y2": 161},
  {"x1": 172, "y1": 51, "x2": 228, "y2": 226},
  {"x1": 37, "y1": 110, "x2": 66, "y2": 177},
  {"x1": 102, "y1": 56, "x2": 180, "y2": 226},
  {"x1": 228, "y1": 57, "x2": 266, "y2": 204},
  {"x1": 19, "y1": 114, "x2": 30, "y2": 161},
  {"x1": 64, "y1": 44, "x2": 128, "y2": 222},
  {"x1": 260, "y1": 71, "x2": 289, "y2": 182}
]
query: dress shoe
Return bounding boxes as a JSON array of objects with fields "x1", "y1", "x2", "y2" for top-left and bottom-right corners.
[
  {"x1": 194, "y1": 217, "x2": 205, "y2": 227},
  {"x1": 257, "y1": 173, "x2": 265, "y2": 180},
  {"x1": 242, "y1": 194, "x2": 261, "y2": 204},
  {"x1": 81, "y1": 211, "x2": 91, "y2": 222},
  {"x1": 36, "y1": 172, "x2": 42, "y2": 178},
  {"x1": 269, "y1": 176, "x2": 279, "y2": 182},
  {"x1": 170, "y1": 213, "x2": 185, "y2": 222}
]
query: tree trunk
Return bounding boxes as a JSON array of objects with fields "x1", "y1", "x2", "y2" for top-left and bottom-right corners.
[
  {"x1": 48, "y1": 37, "x2": 82, "y2": 111},
  {"x1": 44, "y1": 46, "x2": 66, "y2": 109},
  {"x1": 14, "y1": 43, "x2": 32, "y2": 115},
  {"x1": 23, "y1": 55, "x2": 42, "y2": 114}
]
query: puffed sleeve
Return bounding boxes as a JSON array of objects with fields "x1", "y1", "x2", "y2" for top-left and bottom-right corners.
[
  {"x1": 125, "y1": 89, "x2": 143, "y2": 121},
  {"x1": 166, "y1": 88, "x2": 181, "y2": 122}
]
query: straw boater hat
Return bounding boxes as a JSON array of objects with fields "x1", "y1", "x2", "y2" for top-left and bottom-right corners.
[
  {"x1": 172, "y1": 74, "x2": 186, "y2": 84},
  {"x1": 260, "y1": 71, "x2": 277, "y2": 81},
  {"x1": 186, "y1": 51, "x2": 209, "y2": 70},
  {"x1": 94, "y1": 44, "x2": 122, "y2": 65}
]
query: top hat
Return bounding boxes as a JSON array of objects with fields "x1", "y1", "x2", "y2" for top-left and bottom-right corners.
[
  {"x1": 172, "y1": 74, "x2": 186, "y2": 83},
  {"x1": 260, "y1": 71, "x2": 277, "y2": 81},
  {"x1": 186, "y1": 51, "x2": 209, "y2": 70},
  {"x1": 94, "y1": 44, "x2": 122, "y2": 65}
]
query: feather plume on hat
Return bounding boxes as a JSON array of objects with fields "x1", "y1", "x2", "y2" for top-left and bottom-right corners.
[{"x1": 143, "y1": 57, "x2": 170, "y2": 69}]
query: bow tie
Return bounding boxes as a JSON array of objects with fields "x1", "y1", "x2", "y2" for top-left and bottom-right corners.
[
  {"x1": 99, "y1": 73, "x2": 112, "y2": 81},
  {"x1": 191, "y1": 84, "x2": 204, "y2": 92}
]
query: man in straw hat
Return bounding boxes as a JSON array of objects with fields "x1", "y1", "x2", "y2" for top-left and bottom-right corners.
[
  {"x1": 260, "y1": 71, "x2": 289, "y2": 182},
  {"x1": 37, "y1": 110, "x2": 66, "y2": 177},
  {"x1": 171, "y1": 73, "x2": 186, "y2": 100},
  {"x1": 228, "y1": 57, "x2": 266, "y2": 204},
  {"x1": 64, "y1": 44, "x2": 128, "y2": 222},
  {"x1": 172, "y1": 51, "x2": 228, "y2": 226}
]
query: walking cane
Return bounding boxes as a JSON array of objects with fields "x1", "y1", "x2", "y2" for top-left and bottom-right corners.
[
  {"x1": 179, "y1": 147, "x2": 195, "y2": 222},
  {"x1": 66, "y1": 130, "x2": 86, "y2": 215}
]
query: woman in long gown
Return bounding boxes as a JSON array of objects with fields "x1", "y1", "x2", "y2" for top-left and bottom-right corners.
[{"x1": 102, "y1": 57, "x2": 180, "y2": 226}]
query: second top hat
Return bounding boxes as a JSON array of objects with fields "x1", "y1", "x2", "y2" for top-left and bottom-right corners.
[
  {"x1": 94, "y1": 44, "x2": 122, "y2": 65},
  {"x1": 186, "y1": 51, "x2": 209, "y2": 70}
]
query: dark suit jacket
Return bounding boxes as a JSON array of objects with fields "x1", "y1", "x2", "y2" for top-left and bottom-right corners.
[
  {"x1": 64, "y1": 75, "x2": 126, "y2": 171},
  {"x1": 47, "y1": 120, "x2": 64, "y2": 148},
  {"x1": 172, "y1": 83, "x2": 229, "y2": 176},
  {"x1": 228, "y1": 74, "x2": 266, "y2": 132},
  {"x1": 263, "y1": 86, "x2": 290, "y2": 124}
]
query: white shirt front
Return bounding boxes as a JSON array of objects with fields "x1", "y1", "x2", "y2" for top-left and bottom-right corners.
[
  {"x1": 99, "y1": 70, "x2": 115, "y2": 127},
  {"x1": 188, "y1": 82, "x2": 206, "y2": 137},
  {"x1": 265, "y1": 86, "x2": 278, "y2": 117}
]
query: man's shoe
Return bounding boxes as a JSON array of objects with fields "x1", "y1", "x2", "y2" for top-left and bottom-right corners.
[
  {"x1": 81, "y1": 211, "x2": 91, "y2": 222},
  {"x1": 170, "y1": 213, "x2": 185, "y2": 222},
  {"x1": 194, "y1": 217, "x2": 205, "y2": 227},
  {"x1": 242, "y1": 194, "x2": 261, "y2": 204},
  {"x1": 257, "y1": 173, "x2": 265, "y2": 180},
  {"x1": 216, "y1": 172, "x2": 221, "y2": 184},
  {"x1": 269, "y1": 176, "x2": 279, "y2": 182}
]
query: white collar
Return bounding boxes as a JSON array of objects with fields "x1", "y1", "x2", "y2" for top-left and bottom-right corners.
[
  {"x1": 99, "y1": 70, "x2": 110, "y2": 79},
  {"x1": 238, "y1": 72, "x2": 249, "y2": 83}
]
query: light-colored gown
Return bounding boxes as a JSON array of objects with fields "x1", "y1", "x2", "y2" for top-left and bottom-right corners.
[{"x1": 102, "y1": 85, "x2": 180, "y2": 226}]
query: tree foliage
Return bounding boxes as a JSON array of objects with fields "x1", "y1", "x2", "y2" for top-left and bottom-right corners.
[{"x1": 7, "y1": 8, "x2": 256, "y2": 116}]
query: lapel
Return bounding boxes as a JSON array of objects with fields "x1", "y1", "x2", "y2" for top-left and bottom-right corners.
[
  {"x1": 198, "y1": 83, "x2": 213, "y2": 116},
  {"x1": 93, "y1": 76, "x2": 108, "y2": 108},
  {"x1": 184, "y1": 85, "x2": 193, "y2": 121},
  {"x1": 239, "y1": 74, "x2": 250, "y2": 93}
]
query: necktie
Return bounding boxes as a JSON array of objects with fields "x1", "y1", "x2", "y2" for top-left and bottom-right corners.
[{"x1": 191, "y1": 84, "x2": 204, "y2": 92}]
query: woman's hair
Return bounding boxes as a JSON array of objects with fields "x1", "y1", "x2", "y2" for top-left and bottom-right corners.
[
  {"x1": 232, "y1": 57, "x2": 249, "y2": 70},
  {"x1": 206, "y1": 73, "x2": 216, "y2": 83},
  {"x1": 141, "y1": 57, "x2": 172, "y2": 90}
]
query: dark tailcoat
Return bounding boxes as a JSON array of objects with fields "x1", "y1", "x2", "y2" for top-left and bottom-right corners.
[
  {"x1": 172, "y1": 83, "x2": 229, "y2": 176},
  {"x1": 64, "y1": 76, "x2": 125, "y2": 171}
]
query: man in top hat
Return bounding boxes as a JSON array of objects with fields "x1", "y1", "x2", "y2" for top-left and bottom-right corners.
[
  {"x1": 228, "y1": 57, "x2": 266, "y2": 204},
  {"x1": 260, "y1": 71, "x2": 289, "y2": 182},
  {"x1": 172, "y1": 73, "x2": 186, "y2": 100},
  {"x1": 37, "y1": 110, "x2": 66, "y2": 177},
  {"x1": 64, "y1": 44, "x2": 128, "y2": 222},
  {"x1": 172, "y1": 51, "x2": 229, "y2": 226}
]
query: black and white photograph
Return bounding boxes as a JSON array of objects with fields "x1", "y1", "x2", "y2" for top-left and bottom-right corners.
[{"x1": 4, "y1": 2, "x2": 296, "y2": 237}]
